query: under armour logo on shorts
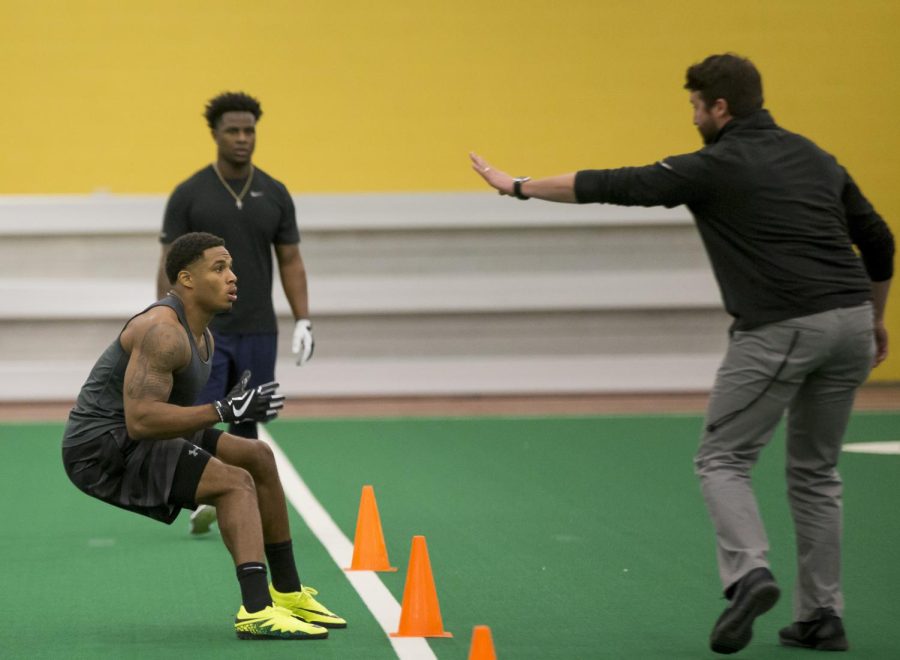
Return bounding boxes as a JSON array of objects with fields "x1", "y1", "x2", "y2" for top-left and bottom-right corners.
[{"x1": 188, "y1": 445, "x2": 199, "y2": 457}]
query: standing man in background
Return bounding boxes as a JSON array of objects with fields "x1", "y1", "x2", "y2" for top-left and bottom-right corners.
[
  {"x1": 157, "y1": 91, "x2": 314, "y2": 535},
  {"x1": 471, "y1": 53, "x2": 893, "y2": 655}
]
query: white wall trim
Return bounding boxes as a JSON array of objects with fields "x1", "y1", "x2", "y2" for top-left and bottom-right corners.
[
  {"x1": 0, "y1": 354, "x2": 720, "y2": 401},
  {"x1": 0, "y1": 192, "x2": 693, "y2": 235}
]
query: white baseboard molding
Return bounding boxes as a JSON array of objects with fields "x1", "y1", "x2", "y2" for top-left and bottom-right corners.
[
  {"x1": 0, "y1": 354, "x2": 721, "y2": 402},
  {"x1": 0, "y1": 192, "x2": 692, "y2": 235},
  {"x1": 0, "y1": 270, "x2": 721, "y2": 320}
]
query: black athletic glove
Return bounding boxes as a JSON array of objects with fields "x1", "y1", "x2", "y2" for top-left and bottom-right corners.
[{"x1": 213, "y1": 370, "x2": 285, "y2": 424}]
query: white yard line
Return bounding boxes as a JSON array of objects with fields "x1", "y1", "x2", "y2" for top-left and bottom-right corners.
[
  {"x1": 843, "y1": 441, "x2": 900, "y2": 455},
  {"x1": 259, "y1": 426, "x2": 437, "y2": 660}
]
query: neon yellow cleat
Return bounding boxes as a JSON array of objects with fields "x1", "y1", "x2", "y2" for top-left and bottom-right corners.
[
  {"x1": 270, "y1": 585, "x2": 348, "y2": 629},
  {"x1": 234, "y1": 604, "x2": 328, "y2": 640}
]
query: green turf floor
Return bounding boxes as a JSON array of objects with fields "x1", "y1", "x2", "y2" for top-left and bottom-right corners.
[{"x1": 1, "y1": 412, "x2": 898, "y2": 658}]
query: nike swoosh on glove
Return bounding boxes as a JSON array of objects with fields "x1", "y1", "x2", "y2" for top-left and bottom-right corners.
[{"x1": 214, "y1": 378, "x2": 285, "y2": 424}]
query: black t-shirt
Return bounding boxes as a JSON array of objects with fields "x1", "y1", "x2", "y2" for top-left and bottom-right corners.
[{"x1": 161, "y1": 165, "x2": 300, "y2": 334}]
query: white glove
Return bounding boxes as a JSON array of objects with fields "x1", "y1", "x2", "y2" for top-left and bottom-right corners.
[{"x1": 292, "y1": 319, "x2": 315, "y2": 366}]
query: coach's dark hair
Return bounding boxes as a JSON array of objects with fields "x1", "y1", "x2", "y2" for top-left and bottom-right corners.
[
  {"x1": 684, "y1": 53, "x2": 763, "y2": 118},
  {"x1": 165, "y1": 232, "x2": 226, "y2": 284},
  {"x1": 204, "y1": 91, "x2": 263, "y2": 129}
]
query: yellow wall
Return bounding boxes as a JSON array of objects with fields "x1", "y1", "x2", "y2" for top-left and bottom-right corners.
[{"x1": 2, "y1": 0, "x2": 899, "y2": 378}]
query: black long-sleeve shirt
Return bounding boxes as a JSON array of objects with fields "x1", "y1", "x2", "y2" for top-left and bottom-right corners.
[{"x1": 574, "y1": 109, "x2": 894, "y2": 330}]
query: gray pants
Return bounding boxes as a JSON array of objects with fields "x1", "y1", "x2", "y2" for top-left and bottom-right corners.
[{"x1": 694, "y1": 304, "x2": 874, "y2": 620}]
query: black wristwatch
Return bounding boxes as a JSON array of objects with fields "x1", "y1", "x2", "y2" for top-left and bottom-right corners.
[{"x1": 513, "y1": 177, "x2": 531, "y2": 200}]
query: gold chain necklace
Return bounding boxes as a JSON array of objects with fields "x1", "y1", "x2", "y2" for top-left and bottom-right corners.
[{"x1": 212, "y1": 163, "x2": 254, "y2": 210}]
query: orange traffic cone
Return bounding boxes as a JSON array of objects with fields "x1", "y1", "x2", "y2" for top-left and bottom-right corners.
[
  {"x1": 345, "y1": 485, "x2": 397, "y2": 571},
  {"x1": 469, "y1": 625, "x2": 497, "y2": 660},
  {"x1": 390, "y1": 536, "x2": 453, "y2": 638}
]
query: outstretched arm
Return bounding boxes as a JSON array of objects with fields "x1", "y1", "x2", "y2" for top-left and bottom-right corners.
[{"x1": 469, "y1": 152, "x2": 578, "y2": 203}]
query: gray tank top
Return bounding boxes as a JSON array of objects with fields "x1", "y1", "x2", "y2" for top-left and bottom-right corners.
[{"x1": 63, "y1": 295, "x2": 213, "y2": 447}]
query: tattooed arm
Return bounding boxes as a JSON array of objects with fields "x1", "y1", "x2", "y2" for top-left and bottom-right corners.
[{"x1": 121, "y1": 308, "x2": 219, "y2": 439}]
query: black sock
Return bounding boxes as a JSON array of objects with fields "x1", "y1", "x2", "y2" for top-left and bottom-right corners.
[
  {"x1": 265, "y1": 540, "x2": 301, "y2": 593},
  {"x1": 236, "y1": 562, "x2": 271, "y2": 613}
]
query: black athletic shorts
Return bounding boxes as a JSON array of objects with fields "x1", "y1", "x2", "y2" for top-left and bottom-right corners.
[{"x1": 62, "y1": 427, "x2": 223, "y2": 525}]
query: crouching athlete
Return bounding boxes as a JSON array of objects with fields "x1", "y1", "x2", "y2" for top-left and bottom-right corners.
[{"x1": 62, "y1": 231, "x2": 346, "y2": 639}]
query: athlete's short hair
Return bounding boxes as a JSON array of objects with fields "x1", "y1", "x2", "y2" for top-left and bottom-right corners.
[
  {"x1": 684, "y1": 53, "x2": 764, "y2": 118},
  {"x1": 166, "y1": 232, "x2": 226, "y2": 284},
  {"x1": 204, "y1": 91, "x2": 263, "y2": 130}
]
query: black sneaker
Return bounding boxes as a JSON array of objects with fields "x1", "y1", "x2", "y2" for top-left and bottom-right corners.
[
  {"x1": 779, "y1": 608, "x2": 848, "y2": 651},
  {"x1": 709, "y1": 567, "x2": 781, "y2": 654}
]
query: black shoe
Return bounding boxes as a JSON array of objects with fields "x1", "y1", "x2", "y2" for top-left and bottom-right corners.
[
  {"x1": 779, "y1": 608, "x2": 848, "y2": 651},
  {"x1": 710, "y1": 567, "x2": 781, "y2": 655}
]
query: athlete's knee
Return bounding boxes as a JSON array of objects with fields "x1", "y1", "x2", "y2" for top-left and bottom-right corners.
[
  {"x1": 196, "y1": 458, "x2": 257, "y2": 506},
  {"x1": 220, "y1": 464, "x2": 257, "y2": 500},
  {"x1": 244, "y1": 439, "x2": 277, "y2": 476}
]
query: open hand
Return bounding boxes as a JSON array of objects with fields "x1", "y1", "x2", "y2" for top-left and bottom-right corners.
[{"x1": 470, "y1": 152, "x2": 515, "y2": 196}]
